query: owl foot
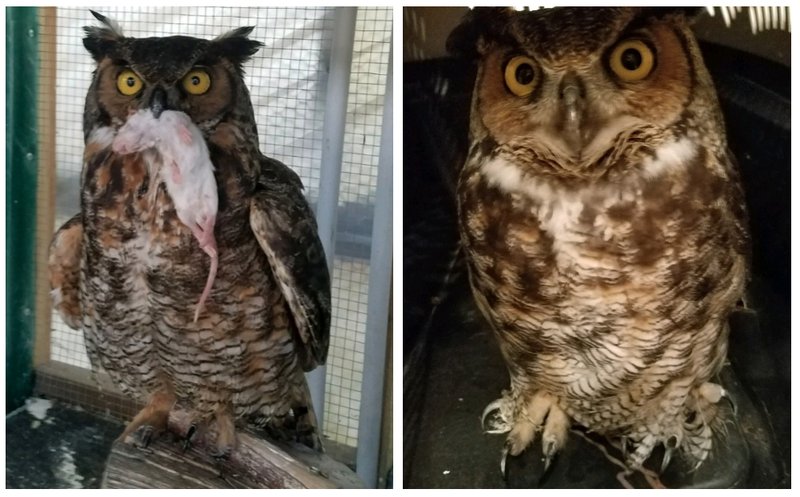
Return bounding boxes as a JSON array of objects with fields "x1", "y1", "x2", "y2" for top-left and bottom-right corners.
[
  {"x1": 624, "y1": 432, "x2": 682, "y2": 475},
  {"x1": 211, "y1": 408, "x2": 236, "y2": 459},
  {"x1": 490, "y1": 391, "x2": 569, "y2": 482},
  {"x1": 620, "y1": 381, "x2": 730, "y2": 472},
  {"x1": 117, "y1": 391, "x2": 175, "y2": 446},
  {"x1": 505, "y1": 391, "x2": 567, "y2": 456},
  {"x1": 622, "y1": 404, "x2": 718, "y2": 472}
]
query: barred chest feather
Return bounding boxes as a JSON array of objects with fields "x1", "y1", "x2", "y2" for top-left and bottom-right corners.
[
  {"x1": 79, "y1": 128, "x2": 303, "y2": 424},
  {"x1": 458, "y1": 139, "x2": 745, "y2": 432}
]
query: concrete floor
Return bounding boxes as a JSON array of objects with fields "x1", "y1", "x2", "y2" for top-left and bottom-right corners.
[{"x1": 6, "y1": 398, "x2": 124, "y2": 489}]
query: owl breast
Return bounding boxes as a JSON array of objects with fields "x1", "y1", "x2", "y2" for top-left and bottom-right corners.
[
  {"x1": 459, "y1": 141, "x2": 746, "y2": 433},
  {"x1": 79, "y1": 127, "x2": 303, "y2": 424}
]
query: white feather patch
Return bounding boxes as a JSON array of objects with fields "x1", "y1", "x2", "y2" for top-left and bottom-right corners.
[
  {"x1": 481, "y1": 156, "x2": 625, "y2": 275},
  {"x1": 481, "y1": 156, "x2": 558, "y2": 201},
  {"x1": 88, "y1": 126, "x2": 116, "y2": 149},
  {"x1": 641, "y1": 138, "x2": 697, "y2": 179}
]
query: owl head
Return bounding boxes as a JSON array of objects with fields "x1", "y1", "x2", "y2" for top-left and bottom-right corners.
[
  {"x1": 448, "y1": 7, "x2": 724, "y2": 179},
  {"x1": 82, "y1": 10, "x2": 263, "y2": 139}
]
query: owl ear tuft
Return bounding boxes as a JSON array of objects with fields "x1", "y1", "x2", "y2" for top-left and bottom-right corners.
[
  {"x1": 83, "y1": 10, "x2": 124, "y2": 62},
  {"x1": 214, "y1": 27, "x2": 264, "y2": 66}
]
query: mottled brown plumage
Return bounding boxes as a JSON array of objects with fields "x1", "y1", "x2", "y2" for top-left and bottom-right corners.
[
  {"x1": 451, "y1": 7, "x2": 750, "y2": 474},
  {"x1": 49, "y1": 11, "x2": 331, "y2": 455}
]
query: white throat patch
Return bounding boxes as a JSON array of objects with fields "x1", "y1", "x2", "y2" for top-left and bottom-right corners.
[{"x1": 480, "y1": 137, "x2": 697, "y2": 200}]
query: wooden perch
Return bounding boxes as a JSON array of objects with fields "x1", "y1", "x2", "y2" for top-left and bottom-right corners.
[{"x1": 101, "y1": 411, "x2": 365, "y2": 489}]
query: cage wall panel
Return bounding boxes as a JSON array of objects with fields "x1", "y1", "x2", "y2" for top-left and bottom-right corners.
[{"x1": 322, "y1": 6, "x2": 392, "y2": 449}]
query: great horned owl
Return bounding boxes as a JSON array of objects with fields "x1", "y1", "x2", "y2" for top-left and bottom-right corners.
[
  {"x1": 450, "y1": 7, "x2": 750, "y2": 475},
  {"x1": 48, "y1": 11, "x2": 331, "y2": 455}
]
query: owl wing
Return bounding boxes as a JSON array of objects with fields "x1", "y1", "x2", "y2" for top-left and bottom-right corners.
[
  {"x1": 724, "y1": 151, "x2": 752, "y2": 267},
  {"x1": 49, "y1": 213, "x2": 83, "y2": 330},
  {"x1": 250, "y1": 155, "x2": 331, "y2": 371}
]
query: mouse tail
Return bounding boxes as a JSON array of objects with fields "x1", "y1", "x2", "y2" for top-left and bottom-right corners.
[{"x1": 194, "y1": 245, "x2": 218, "y2": 323}]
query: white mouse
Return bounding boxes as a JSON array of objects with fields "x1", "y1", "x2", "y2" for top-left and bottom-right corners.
[{"x1": 113, "y1": 109, "x2": 218, "y2": 323}]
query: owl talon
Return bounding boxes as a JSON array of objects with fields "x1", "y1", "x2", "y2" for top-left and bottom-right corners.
[
  {"x1": 139, "y1": 425, "x2": 155, "y2": 449},
  {"x1": 661, "y1": 435, "x2": 679, "y2": 473},
  {"x1": 543, "y1": 439, "x2": 557, "y2": 459},
  {"x1": 721, "y1": 389, "x2": 737, "y2": 416},
  {"x1": 540, "y1": 453, "x2": 558, "y2": 487},
  {"x1": 183, "y1": 424, "x2": 198, "y2": 453},
  {"x1": 482, "y1": 398, "x2": 511, "y2": 434},
  {"x1": 541, "y1": 439, "x2": 557, "y2": 480},
  {"x1": 481, "y1": 399, "x2": 501, "y2": 427},
  {"x1": 540, "y1": 402, "x2": 568, "y2": 462},
  {"x1": 661, "y1": 448, "x2": 674, "y2": 474},
  {"x1": 500, "y1": 441, "x2": 510, "y2": 481}
]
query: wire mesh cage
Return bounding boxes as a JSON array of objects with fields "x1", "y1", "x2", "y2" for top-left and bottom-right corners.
[{"x1": 9, "y1": 5, "x2": 392, "y2": 488}]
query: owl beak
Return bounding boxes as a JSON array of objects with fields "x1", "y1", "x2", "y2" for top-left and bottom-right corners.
[
  {"x1": 150, "y1": 88, "x2": 167, "y2": 119},
  {"x1": 560, "y1": 83, "x2": 585, "y2": 155}
]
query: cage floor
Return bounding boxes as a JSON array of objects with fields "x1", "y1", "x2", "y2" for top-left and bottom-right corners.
[
  {"x1": 6, "y1": 397, "x2": 124, "y2": 489},
  {"x1": 404, "y1": 276, "x2": 790, "y2": 488}
]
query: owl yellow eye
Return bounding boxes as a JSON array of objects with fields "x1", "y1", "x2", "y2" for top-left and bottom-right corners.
[
  {"x1": 182, "y1": 69, "x2": 211, "y2": 95},
  {"x1": 116, "y1": 70, "x2": 143, "y2": 96},
  {"x1": 609, "y1": 40, "x2": 655, "y2": 81},
  {"x1": 504, "y1": 56, "x2": 538, "y2": 97}
]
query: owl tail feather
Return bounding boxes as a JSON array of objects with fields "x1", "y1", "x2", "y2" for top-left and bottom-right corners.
[{"x1": 293, "y1": 376, "x2": 324, "y2": 452}]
